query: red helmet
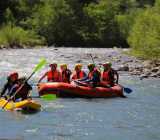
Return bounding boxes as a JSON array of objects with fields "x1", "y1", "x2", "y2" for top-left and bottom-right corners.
[{"x1": 9, "y1": 72, "x2": 18, "y2": 79}]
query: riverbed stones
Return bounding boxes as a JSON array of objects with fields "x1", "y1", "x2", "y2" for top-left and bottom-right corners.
[{"x1": 118, "y1": 64, "x2": 129, "y2": 71}]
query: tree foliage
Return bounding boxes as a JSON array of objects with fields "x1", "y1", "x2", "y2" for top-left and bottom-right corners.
[{"x1": 0, "y1": 0, "x2": 159, "y2": 58}]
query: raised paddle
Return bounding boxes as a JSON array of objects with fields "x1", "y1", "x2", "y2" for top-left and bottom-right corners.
[
  {"x1": 2, "y1": 58, "x2": 47, "y2": 109},
  {"x1": 88, "y1": 53, "x2": 95, "y2": 64}
]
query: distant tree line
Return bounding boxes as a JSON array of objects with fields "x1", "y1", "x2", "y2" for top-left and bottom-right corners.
[{"x1": 0, "y1": 0, "x2": 159, "y2": 59}]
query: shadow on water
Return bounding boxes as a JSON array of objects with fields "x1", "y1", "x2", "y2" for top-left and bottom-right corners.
[{"x1": 20, "y1": 108, "x2": 40, "y2": 115}]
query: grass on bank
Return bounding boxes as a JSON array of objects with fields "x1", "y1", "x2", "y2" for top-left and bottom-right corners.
[{"x1": 0, "y1": 24, "x2": 45, "y2": 48}]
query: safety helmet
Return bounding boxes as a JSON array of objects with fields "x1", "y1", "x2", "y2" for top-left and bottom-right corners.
[
  {"x1": 49, "y1": 63, "x2": 57, "y2": 68},
  {"x1": 75, "y1": 63, "x2": 82, "y2": 70},
  {"x1": 60, "y1": 63, "x2": 67, "y2": 69},
  {"x1": 103, "y1": 62, "x2": 112, "y2": 67},
  {"x1": 87, "y1": 63, "x2": 95, "y2": 69},
  {"x1": 9, "y1": 72, "x2": 18, "y2": 80}
]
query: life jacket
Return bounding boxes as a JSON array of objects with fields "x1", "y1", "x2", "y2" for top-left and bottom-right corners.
[
  {"x1": 88, "y1": 68, "x2": 101, "y2": 82},
  {"x1": 47, "y1": 70, "x2": 60, "y2": 82},
  {"x1": 102, "y1": 69, "x2": 115, "y2": 85},
  {"x1": 88, "y1": 71, "x2": 94, "y2": 79},
  {"x1": 8, "y1": 79, "x2": 32, "y2": 101},
  {"x1": 72, "y1": 71, "x2": 86, "y2": 80},
  {"x1": 88, "y1": 68, "x2": 100, "y2": 78},
  {"x1": 60, "y1": 69, "x2": 71, "y2": 83}
]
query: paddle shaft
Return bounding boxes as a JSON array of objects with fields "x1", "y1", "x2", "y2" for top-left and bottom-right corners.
[{"x1": 89, "y1": 54, "x2": 95, "y2": 64}]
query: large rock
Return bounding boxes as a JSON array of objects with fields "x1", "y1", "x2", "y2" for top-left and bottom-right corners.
[
  {"x1": 140, "y1": 72, "x2": 151, "y2": 80},
  {"x1": 151, "y1": 67, "x2": 159, "y2": 73},
  {"x1": 142, "y1": 60, "x2": 153, "y2": 68},
  {"x1": 118, "y1": 64, "x2": 129, "y2": 71}
]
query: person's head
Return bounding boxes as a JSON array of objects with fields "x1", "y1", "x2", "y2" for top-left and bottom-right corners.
[
  {"x1": 60, "y1": 64, "x2": 67, "y2": 71},
  {"x1": 103, "y1": 62, "x2": 112, "y2": 70},
  {"x1": 87, "y1": 63, "x2": 95, "y2": 72},
  {"x1": 75, "y1": 64, "x2": 82, "y2": 72},
  {"x1": 49, "y1": 63, "x2": 57, "y2": 71},
  {"x1": 8, "y1": 72, "x2": 19, "y2": 82}
]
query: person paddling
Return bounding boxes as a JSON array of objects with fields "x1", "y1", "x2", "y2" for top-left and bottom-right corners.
[
  {"x1": 0, "y1": 72, "x2": 19, "y2": 99},
  {"x1": 60, "y1": 64, "x2": 72, "y2": 83},
  {"x1": 75, "y1": 63, "x2": 101, "y2": 87},
  {"x1": 87, "y1": 63, "x2": 101, "y2": 87},
  {"x1": 101, "y1": 62, "x2": 119, "y2": 87},
  {"x1": 0, "y1": 73, "x2": 32, "y2": 101},
  {"x1": 71, "y1": 64, "x2": 86, "y2": 80},
  {"x1": 12, "y1": 77, "x2": 32, "y2": 101},
  {"x1": 38, "y1": 63, "x2": 60, "y2": 83}
]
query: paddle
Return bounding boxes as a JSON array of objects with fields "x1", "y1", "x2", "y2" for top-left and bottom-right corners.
[
  {"x1": 41, "y1": 94, "x2": 57, "y2": 101},
  {"x1": 2, "y1": 58, "x2": 47, "y2": 109},
  {"x1": 30, "y1": 94, "x2": 57, "y2": 101},
  {"x1": 123, "y1": 87, "x2": 132, "y2": 94},
  {"x1": 88, "y1": 53, "x2": 95, "y2": 64}
]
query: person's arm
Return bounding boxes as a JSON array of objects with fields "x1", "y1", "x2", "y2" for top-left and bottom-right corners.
[
  {"x1": 0, "y1": 83, "x2": 9, "y2": 97},
  {"x1": 114, "y1": 70, "x2": 119, "y2": 84},
  {"x1": 38, "y1": 72, "x2": 47, "y2": 83}
]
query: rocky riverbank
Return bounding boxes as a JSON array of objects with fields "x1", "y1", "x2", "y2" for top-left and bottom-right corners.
[
  {"x1": 0, "y1": 47, "x2": 159, "y2": 79},
  {"x1": 113, "y1": 49, "x2": 160, "y2": 79}
]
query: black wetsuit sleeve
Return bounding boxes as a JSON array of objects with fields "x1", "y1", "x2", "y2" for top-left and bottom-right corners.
[{"x1": 0, "y1": 83, "x2": 9, "y2": 97}]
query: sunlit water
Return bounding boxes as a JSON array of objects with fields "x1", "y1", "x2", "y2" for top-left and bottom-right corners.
[{"x1": 0, "y1": 48, "x2": 160, "y2": 140}]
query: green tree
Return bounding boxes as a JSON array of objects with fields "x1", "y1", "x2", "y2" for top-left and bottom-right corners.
[{"x1": 128, "y1": 8, "x2": 160, "y2": 59}]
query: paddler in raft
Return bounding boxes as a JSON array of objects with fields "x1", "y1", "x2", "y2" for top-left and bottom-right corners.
[
  {"x1": 0, "y1": 72, "x2": 32, "y2": 101},
  {"x1": 60, "y1": 64, "x2": 72, "y2": 83},
  {"x1": 38, "y1": 63, "x2": 61, "y2": 83},
  {"x1": 71, "y1": 63, "x2": 86, "y2": 80},
  {"x1": 74, "y1": 63, "x2": 101, "y2": 88},
  {"x1": 101, "y1": 62, "x2": 119, "y2": 87}
]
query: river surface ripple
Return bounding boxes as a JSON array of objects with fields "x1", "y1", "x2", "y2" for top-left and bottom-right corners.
[{"x1": 0, "y1": 48, "x2": 160, "y2": 140}]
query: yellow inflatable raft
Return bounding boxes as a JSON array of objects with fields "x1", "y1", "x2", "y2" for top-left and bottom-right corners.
[{"x1": 0, "y1": 98, "x2": 41, "y2": 111}]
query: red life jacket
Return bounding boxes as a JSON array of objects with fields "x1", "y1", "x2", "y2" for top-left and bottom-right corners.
[
  {"x1": 47, "y1": 70, "x2": 60, "y2": 82},
  {"x1": 102, "y1": 70, "x2": 114, "y2": 85},
  {"x1": 72, "y1": 71, "x2": 86, "y2": 80},
  {"x1": 60, "y1": 69, "x2": 71, "y2": 83}
]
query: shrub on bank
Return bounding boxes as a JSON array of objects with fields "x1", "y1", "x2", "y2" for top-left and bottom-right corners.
[
  {"x1": 128, "y1": 7, "x2": 160, "y2": 59},
  {"x1": 0, "y1": 24, "x2": 45, "y2": 48}
]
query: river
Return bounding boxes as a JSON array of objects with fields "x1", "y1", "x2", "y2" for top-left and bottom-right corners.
[{"x1": 0, "y1": 48, "x2": 160, "y2": 140}]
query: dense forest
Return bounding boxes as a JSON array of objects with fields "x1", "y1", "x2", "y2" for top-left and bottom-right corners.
[{"x1": 0, "y1": 0, "x2": 160, "y2": 59}]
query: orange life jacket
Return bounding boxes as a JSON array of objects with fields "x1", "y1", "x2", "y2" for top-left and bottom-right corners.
[
  {"x1": 72, "y1": 71, "x2": 86, "y2": 80},
  {"x1": 47, "y1": 70, "x2": 60, "y2": 82},
  {"x1": 60, "y1": 69, "x2": 71, "y2": 83}
]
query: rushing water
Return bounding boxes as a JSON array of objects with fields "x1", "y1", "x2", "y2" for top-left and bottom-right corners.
[{"x1": 0, "y1": 48, "x2": 160, "y2": 140}]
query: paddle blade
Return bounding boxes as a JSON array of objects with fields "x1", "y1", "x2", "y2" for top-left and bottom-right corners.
[
  {"x1": 33, "y1": 58, "x2": 47, "y2": 73},
  {"x1": 41, "y1": 94, "x2": 57, "y2": 101},
  {"x1": 124, "y1": 87, "x2": 132, "y2": 94}
]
